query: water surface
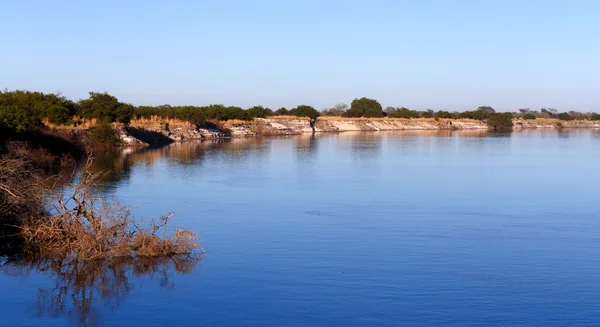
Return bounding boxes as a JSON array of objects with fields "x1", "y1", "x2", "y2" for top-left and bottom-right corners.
[{"x1": 2, "y1": 129, "x2": 600, "y2": 326}]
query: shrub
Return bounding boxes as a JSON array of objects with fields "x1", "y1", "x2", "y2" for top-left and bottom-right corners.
[
  {"x1": 522, "y1": 113, "x2": 536, "y2": 120},
  {"x1": 389, "y1": 107, "x2": 421, "y2": 119},
  {"x1": 90, "y1": 122, "x2": 120, "y2": 146},
  {"x1": 590, "y1": 113, "x2": 600, "y2": 121},
  {"x1": 246, "y1": 105, "x2": 273, "y2": 118},
  {"x1": 434, "y1": 111, "x2": 456, "y2": 119},
  {"x1": 78, "y1": 92, "x2": 134, "y2": 125},
  {"x1": 343, "y1": 97, "x2": 383, "y2": 118},
  {"x1": 557, "y1": 112, "x2": 574, "y2": 121},
  {"x1": 275, "y1": 107, "x2": 289, "y2": 115},
  {"x1": 290, "y1": 105, "x2": 320, "y2": 120},
  {"x1": 0, "y1": 104, "x2": 43, "y2": 132},
  {"x1": 487, "y1": 113, "x2": 514, "y2": 130}
]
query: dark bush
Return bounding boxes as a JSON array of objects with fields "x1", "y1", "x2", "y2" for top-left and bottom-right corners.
[
  {"x1": 487, "y1": 113, "x2": 514, "y2": 130},
  {"x1": 557, "y1": 113, "x2": 574, "y2": 121},
  {"x1": 78, "y1": 92, "x2": 134, "y2": 125},
  {"x1": 275, "y1": 107, "x2": 289, "y2": 115},
  {"x1": 434, "y1": 111, "x2": 456, "y2": 119},
  {"x1": 590, "y1": 113, "x2": 600, "y2": 121},
  {"x1": 90, "y1": 122, "x2": 120, "y2": 146},
  {"x1": 290, "y1": 105, "x2": 320, "y2": 120},
  {"x1": 0, "y1": 104, "x2": 43, "y2": 132},
  {"x1": 246, "y1": 106, "x2": 273, "y2": 118},
  {"x1": 522, "y1": 113, "x2": 536, "y2": 120},
  {"x1": 343, "y1": 98, "x2": 383, "y2": 118}
]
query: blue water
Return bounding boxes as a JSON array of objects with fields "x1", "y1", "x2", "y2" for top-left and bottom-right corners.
[{"x1": 2, "y1": 129, "x2": 600, "y2": 326}]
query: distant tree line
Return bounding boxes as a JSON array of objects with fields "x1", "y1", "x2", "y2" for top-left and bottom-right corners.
[{"x1": 2, "y1": 90, "x2": 599, "y2": 135}]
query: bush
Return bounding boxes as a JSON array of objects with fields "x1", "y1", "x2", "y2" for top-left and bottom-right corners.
[
  {"x1": 90, "y1": 122, "x2": 120, "y2": 146},
  {"x1": 434, "y1": 111, "x2": 456, "y2": 119},
  {"x1": 522, "y1": 113, "x2": 536, "y2": 120},
  {"x1": 389, "y1": 107, "x2": 421, "y2": 119},
  {"x1": 590, "y1": 113, "x2": 600, "y2": 121},
  {"x1": 557, "y1": 112, "x2": 574, "y2": 121},
  {"x1": 487, "y1": 113, "x2": 513, "y2": 130},
  {"x1": 343, "y1": 97, "x2": 383, "y2": 118},
  {"x1": 275, "y1": 107, "x2": 289, "y2": 116},
  {"x1": 0, "y1": 104, "x2": 43, "y2": 132},
  {"x1": 246, "y1": 105, "x2": 273, "y2": 118},
  {"x1": 290, "y1": 105, "x2": 319, "y2": 120},
  {"x1": 78, "y1": 92, "x2": 134, "y2": 125}
]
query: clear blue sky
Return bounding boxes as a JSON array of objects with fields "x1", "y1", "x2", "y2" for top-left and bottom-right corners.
[{"x1": 1, "y1": 0, "x2": 599, "y2": 111}]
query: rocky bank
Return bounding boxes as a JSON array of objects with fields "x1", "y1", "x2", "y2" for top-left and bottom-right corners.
[{"x1": 118, "y1": 118, "x2": 600, "y2": 146}]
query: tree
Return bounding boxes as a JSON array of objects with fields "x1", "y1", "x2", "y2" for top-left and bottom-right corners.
[
  {"x1": 275, "y1": 107, "x2": 289, "y2": 115},
  {"x1": 323, "y1": 103, "x2": 348, "y2": 116},
  {"x1": 290, "y1": 105, "x2": 319, "y2": 120},
  {"x1": 0, "y1": 104, "x2": 43, "y2": 132},
  {"x1": 343, "y1": 97, "x2": 383, "y2": 118},
  {"x1": 384, "y1": 107, "x2": 397, "y2": 116},
  {"x1": 78, "y1": 92, "x2": 134, "y2": 125},
  {"x1": 246, "y1": 105, "x2": 272, "y2": 118},
  {"x1": 557, "y1": 112, "x2": 574, "y2": 121},
  {"x1": 522, "y1": 113, "x2": 536, "y2": 120},
  {"x1": 477, "y1": 106, "x2": 496, "y2": 114},
  {"x1": 487, "y1": 113, "x2": 513, "y2": 130}
]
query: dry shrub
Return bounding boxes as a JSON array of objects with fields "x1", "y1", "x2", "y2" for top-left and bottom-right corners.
[{"x1": 19, "y1": 157, "x2": 200, "y2": 260}]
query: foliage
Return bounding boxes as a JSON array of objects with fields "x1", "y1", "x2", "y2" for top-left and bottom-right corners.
[
  {"x1": 322, "y1": 103, "x2": 348, "y2": 116},
  {"x1": 434, "y1": 111, "x2": 456, "y2": 119},
  {"x1": 90, "y1": 122, "x2": 120, "y2": 146},
  {"x1": 78, "y1": 92, "x2": 134, "y2": 125},
  {"x1": 522, "y1": 113, "x2": 536, "y2": 120},
  {"x1": 486, "y1": 113, "x2": 514, "y2": 130},
  {"x1": 557, "y1": 112, "x2": 574, "y2": 121},
  {"x1": 591, "y1": 113, "x2": 600, "y2": 121},
  {"x1": 275, "y1": 107, "x2": 289, "y2": 115},
  {"x1": 388, "y1": 107, "x2": 422, "y2": 119},
  {"x1": 0, "y1": 90, "x2": 77, "y2": 131},
  {"x1": 0, "y1": 104, "x2": 43, "y2": 132},
  {"x1": 343, "y1": 97, "x2": 383, "y2": 118},
  {"x1": 246, "y1": 105, "x2": 273, "y2": 118},
  {"x1": 290, "y1": 105, "x2": 320, "y2": 119}
]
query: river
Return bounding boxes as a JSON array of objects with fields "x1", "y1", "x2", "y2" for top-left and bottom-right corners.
[{"x1": 2, "y1": 129, "x2": 600, "y2": 326}]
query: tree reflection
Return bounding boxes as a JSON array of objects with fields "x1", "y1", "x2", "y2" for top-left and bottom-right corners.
[{"x1": 1, "y1": 254, "x2": 199, "y2": 327}]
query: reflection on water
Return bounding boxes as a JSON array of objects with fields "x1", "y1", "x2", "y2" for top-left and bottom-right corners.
[
  {"x1": 0, "y1": 255, "x2": 199, "y2": 327},
  {"x1": 88, "y1": 130, "x2": 497, "y2": 190},
  {"x1": 4, "y1": 129, "x2": 598, "y2": 326}
]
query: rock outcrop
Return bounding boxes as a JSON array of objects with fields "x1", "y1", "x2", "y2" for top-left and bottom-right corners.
[{"x1": 118, "y1": 118, "x2": 600, "y2": 146}]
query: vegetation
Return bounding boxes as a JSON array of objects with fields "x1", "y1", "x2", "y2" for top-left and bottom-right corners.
[
  {"x1": 0, "y1": 144, "x2": 200, "y2": 260},
  {"x1": 2, "y1": 88, "x2": 600, "y2": 139},
  {"x1": 79, "y1": 92, "x2": 134, "y2": 125},
  {"x1": 486, "y1": 112, "x2": 514, "y2": 131},
  {"x1": 90, "y1": 121, "x2": 121, "y2": 146},
  {"x1": 290, "y1": 105, "x2": 320, "y2": 120},
  {"x1": 343, "y1": 97, "x2": 384, "y2": 118}
]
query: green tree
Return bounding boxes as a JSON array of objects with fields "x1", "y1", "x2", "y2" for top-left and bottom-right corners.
[
  {"x1": 557, "y1": 112, "x2": 574, "y2": 121},
  {"x1": 0, "y1": 104, "x2": 43, "y2": 132},
  {"x1": 275, "y1": 107, "x2": 289, "y2": 115},
  {"x1": 290, "y1": 105, "x2": 319, "y2": 119},
  {"x1": 78, "y1": 92, "x2": 134, "y2": 125},
  {"x1": 522, "y1": 113, "x2": 536, "y2": 120},
  {"x1": 487, "y1": 113, "x2": 513, "y2": 130},
  {"x1": 246, "y1": 105, "x2": 272, "y2": 118},
  {"x1": 343, "y1": 97, "x2": 383, "y2": 118}
]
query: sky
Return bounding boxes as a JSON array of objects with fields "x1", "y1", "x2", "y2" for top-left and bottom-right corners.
[{"x1": 1, "y1": 0, "x2": 599, "y2": 111}]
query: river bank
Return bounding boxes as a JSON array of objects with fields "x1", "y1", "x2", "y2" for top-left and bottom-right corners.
[{"x1": 115, "y1": 117, "x2": 600, "y2": 146}]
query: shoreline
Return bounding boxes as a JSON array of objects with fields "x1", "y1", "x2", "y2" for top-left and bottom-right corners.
[{"x1": 115, "y1": 117, "x2": 600, "y2": 146}]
